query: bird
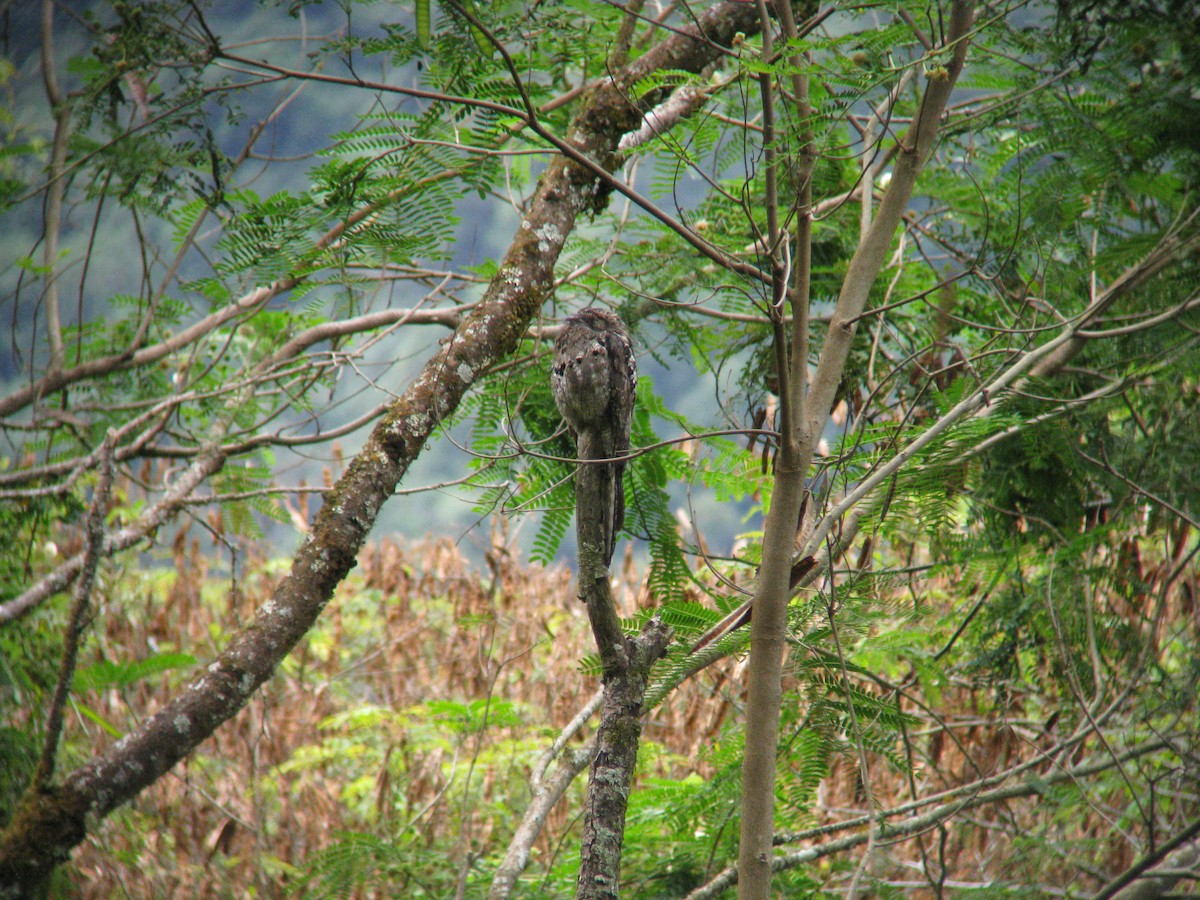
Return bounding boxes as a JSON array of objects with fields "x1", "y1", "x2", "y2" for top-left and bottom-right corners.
[{"x1": 551, "y1": 307, "x2": 637, "y2": 567}]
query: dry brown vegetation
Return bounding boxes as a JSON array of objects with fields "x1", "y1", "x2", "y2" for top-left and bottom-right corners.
[{"x1": 31, "y1": 517, "x2": 1196, "y2": 897}]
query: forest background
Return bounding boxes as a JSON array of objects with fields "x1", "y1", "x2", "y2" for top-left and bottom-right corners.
[{"x1": 1, "y1": 0, "x2": 1199, "y2": 897}]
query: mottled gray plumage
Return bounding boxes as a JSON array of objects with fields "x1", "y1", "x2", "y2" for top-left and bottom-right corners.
[{"x1": 551, "y1": 307, "x2": 637, "y2": 566}]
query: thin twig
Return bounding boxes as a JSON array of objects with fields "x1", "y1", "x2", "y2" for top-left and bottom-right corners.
[{"x1": 34, "y1": 433, "x2": 116, "y2": 788}]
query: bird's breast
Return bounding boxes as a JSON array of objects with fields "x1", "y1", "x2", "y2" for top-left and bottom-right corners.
[{"x1": 553, "y1": 342, "x2": 613, "y2": 428}]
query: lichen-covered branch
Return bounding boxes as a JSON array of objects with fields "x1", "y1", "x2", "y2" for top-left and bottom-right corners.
[
  {"x1": 568, "y1": 357, "x2": 673, "y2": 900},
  {"x1": 575, "y1": 616, "x2": 671, "y2": 900},
  {"x1": 0, "y1": 3, "x2": 767, "y2": 893}
]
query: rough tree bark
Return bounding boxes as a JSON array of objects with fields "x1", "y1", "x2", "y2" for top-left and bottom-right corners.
[
  {"x1": 573, "y1": 451, "x2": 672, "y2": 900},
  {"x1": 0, "y1": 3, "x2": 766, "y2": 894}
]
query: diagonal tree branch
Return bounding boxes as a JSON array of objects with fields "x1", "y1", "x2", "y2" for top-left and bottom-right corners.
[
  {"x1": 687, "y1": 737, "x2": 1177, "y2": 899},
  {"x1": 0, "y1": 3, "x2": 768, "y2": 892},
  {"x1": 1102, "y1": 824, "x2": 1200, "y2": 900}
]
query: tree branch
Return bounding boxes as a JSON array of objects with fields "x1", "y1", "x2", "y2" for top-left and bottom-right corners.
[
  {"x1": 1102, "y1": 824, "x2": 1200, "y2": 900},
  {"x1": 33, "y1": 435, "x2": 114, "y2": 788},
  {"x1": 490, "y1": 744, "x2": 595, "y2": 900},
  {"x1": 687, "y1": 737, "x2": 1177, "y2": 899},
  {"x1": 0, "y1": 3, "x2": 770, "y2": 891},
  {"x1": 739, "y1": 5, "x2": 975, "y2": 896},
  {"x1": 39, "y1": 0, "x2": 68, "y2": 374}
]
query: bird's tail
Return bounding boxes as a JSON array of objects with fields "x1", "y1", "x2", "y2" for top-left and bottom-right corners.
[{"x1": 576, "y1": 430, "x2": 620, "y2": 567}]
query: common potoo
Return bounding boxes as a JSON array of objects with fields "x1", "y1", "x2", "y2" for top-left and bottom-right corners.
[{"x1": 551, "y1": 307, "x2": 637, "y2": 566}]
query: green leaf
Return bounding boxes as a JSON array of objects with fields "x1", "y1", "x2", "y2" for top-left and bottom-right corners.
[{"x1": 72, "y1": 653, "x2": 196, "y2": 692}]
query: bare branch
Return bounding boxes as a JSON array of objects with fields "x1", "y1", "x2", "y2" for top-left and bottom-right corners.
[
  {"x1": 686, "y1": 737, "x2": 1178, "y2": 899},
  {"x1": 490, "y1": 744, "x2": 595, "y2": 900},
  {"x1": 39, "y1": 0, "x2": 68, "y2": 373},
  {"x1": 33, "y1": 435, "x2": 115, "y2": 787},
  {"x1": 0, "y1": 441, "x2": 228, "y2": 625}
]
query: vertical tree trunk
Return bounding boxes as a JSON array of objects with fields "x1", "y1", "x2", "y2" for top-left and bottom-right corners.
[{"x1": 736, "y1": 5, "x2": 975, "y2": 896}]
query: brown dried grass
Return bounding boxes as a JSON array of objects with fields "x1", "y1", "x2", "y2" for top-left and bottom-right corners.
[{"x1": 46, "y1": 518, "x2": 1200, "y2": 897}]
